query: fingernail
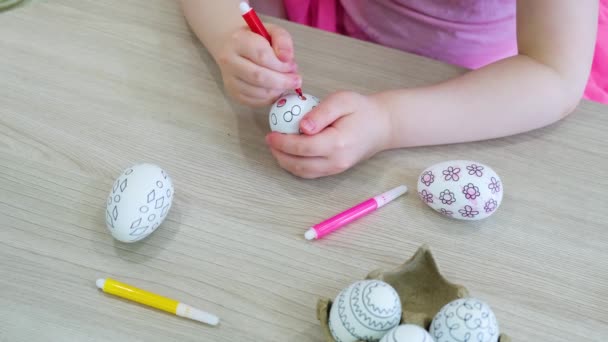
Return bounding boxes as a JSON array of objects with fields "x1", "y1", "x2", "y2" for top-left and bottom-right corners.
[
  {"x1": 294, "y1": 76, "x2": 302, "y2": 88},
  {"x1": 289, "y1": 62, "x2": 298, "y2": 72},
  {"x1": 277, "y1": 48, "x2": 292, "y2": 61},
  {"x1": 301, "y1": 118, "x2": 315, "y2": 132}
]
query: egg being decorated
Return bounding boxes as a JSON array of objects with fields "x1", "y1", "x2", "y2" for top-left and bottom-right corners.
[
  {"x1": 417, "y1": 160, "x2": 503, "y2": 220},
  {"x1": 329, "y1": 280, "x2": 402, "y2": 342},
  {"x1": 430, "y1": 298, "x2": 499, "y2": 342},
  {"x1": 105, "y1": 163, "x2": 174, "y2": 243},
  {"x1": 379, "y1": 324, "x2": 434, "y2": 342},
  {"x1": 269, "y1": 92, "x2": 320, "y2": 134}
]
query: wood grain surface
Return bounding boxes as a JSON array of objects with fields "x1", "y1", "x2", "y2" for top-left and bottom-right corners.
[{"x1": 1, "y1": 1, "x2": 607, "y2": 341}]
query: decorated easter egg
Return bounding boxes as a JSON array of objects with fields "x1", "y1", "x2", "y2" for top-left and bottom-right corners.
[
  {"x1": 329, "y1": 280, "x2": 402, "y2": 342},
  {"x1": 105, "y1": 163, "x2": 174, "y2": 243},
  {"x1": 380, "y1": 324, "x2": 434, "y2": 342},
  {"x1": 417, "y1": 160, "x2": 503, "y2": 220},
  {"x1": 269, "y1": 92, "x2": 320, "y2": 134},
  {"x1": 430, "y1": 298, "x2": 499, "y2": 342}
]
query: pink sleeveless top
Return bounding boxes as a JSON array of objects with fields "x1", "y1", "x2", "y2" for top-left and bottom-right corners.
[{"x1": 283, "y1": 0, "x2": 607, "y2": 104}]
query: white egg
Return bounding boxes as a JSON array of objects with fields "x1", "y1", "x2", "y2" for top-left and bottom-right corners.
[
  {"x1": 430, "y1": 298, "x2": 499, "y2": 342},
  {"x1": 105, "y1": 163, "x2": 174, "y2": 243},
  {"x1": 417, "y1": 160, "x2": 503, "y2": 221},
  {"x1": 380, "y1": 324, "x2": 434, "y2": 342},
  {"x1": 329, "y1": 280, "x2": 402, "y2": 342},
  {"x1": 268, "y1": 92, "x2": 320, "y2": 134}
]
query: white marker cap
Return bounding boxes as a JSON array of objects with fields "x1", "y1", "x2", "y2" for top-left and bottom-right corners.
[
  {"x1": 239, "y1": 2, "x2": 252, "y2": 14},
  {"x1": 96, "y1": 278, "x2": 106, "y2": 289},
  {"x1": 374, "y1": 185, "x2": 408, "y2": 208},
  {"x1": 176, "y1": 303, "x2": 220, "y2": 326},
  {"x1": 304, "y1": 228, "x2": 317, "y2": 241}
]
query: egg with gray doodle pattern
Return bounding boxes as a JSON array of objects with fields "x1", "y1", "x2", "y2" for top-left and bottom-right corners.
[
  {"x1": 379, "y1": 324, "x2": 434, "y2": 342},
  {"x1": 105, "y1": 163, "x2": 174, "y2": 243},
  {"x1": 430, "y1": 298, "x2": 499, "y2": 342},
  {"x1": 329, "y1": 280, "x2": 402, "y2": 342},
  {"x1": 269, "y1": 92, "x2": 320, "y2": 134}
]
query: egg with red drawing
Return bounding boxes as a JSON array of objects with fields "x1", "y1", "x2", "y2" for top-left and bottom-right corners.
[
  {"x1": 269, "y1": 92, "x2": 320, "y2": 134},
  {"x1": 417, "y1": 160, "x2": 503, "y2": 221}
]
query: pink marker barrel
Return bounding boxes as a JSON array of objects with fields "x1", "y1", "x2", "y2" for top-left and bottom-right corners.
[
  {"x1": 304, "y1": 185, "x2": 408, "y2": 240},
  {"x1": 309, "y1": 199, "x2": 378, "y2": 239}
]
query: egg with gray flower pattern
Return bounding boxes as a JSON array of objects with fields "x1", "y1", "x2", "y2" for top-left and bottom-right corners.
[
  {"x1": 269, "y1": 92, "x2": 319, "y2": 134},
  {"x1": 430, "y1": 298, "x2": 499, "y2": 342},
  {"x1": 379, "y1": 324, "x2": 433, "y2": 342},
  {"x1": 105, "y1": 163, "x2": 174, "y2": 243},
  {"x1": 328, "y1": 280, "x2": 402, "y2": 342},
  {"x1": 417, "y1": 160, "x2": 503, "y2": 221}
]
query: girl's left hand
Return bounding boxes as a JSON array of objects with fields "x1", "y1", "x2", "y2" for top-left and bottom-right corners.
[{"x1": 265, "y1": 91, "x2": 392, "y2": 179}]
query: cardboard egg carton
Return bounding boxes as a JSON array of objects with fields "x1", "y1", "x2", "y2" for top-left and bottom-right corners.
[{"x1": 316, "y1": 245, "x2": 511, "y2": 341}]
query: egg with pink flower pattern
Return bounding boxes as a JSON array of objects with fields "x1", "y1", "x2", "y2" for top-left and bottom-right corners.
[{"x1": 417, "y1": 160, "x2": 503, "y2": 220}]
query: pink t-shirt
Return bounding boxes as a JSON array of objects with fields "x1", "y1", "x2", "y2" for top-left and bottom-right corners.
[{"x1": 283, "y1": 0, "x2": 607, "y2": 104}]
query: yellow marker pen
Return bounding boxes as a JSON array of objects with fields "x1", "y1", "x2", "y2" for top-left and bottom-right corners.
[{"x1": 96, "y1": 278, "x2": 219, "y2": 326}]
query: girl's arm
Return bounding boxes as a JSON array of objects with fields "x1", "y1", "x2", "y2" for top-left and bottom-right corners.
[
  {"x1": 381, "y1": 0, "x2": 598, "y2": 148},
  {"x1": 265, "y1": 0, "x2": 599, "y2": 178}
]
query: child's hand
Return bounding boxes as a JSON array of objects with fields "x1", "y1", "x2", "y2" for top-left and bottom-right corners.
[
  {"x1": 265, "y1": 92, "x2": 392, "y2": 179},
  {"x1": 216, "y1": 24, "x2": 301, "y2": 107}
]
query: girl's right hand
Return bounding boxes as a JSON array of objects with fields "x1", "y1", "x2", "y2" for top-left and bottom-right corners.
[{"x1": 215, "y1": 23, "x2": 301, "y2": 107}]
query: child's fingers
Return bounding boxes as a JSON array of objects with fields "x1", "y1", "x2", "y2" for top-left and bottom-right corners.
[
  {"x1": 239, "y1": 95, "x2": 276, "y2": 107},
  {"x1": 234, "y1": 56, "x2": 301, "y2": 90},
  {"x1": 269, "y1": 148, "x2": 331, "y2": 179},
  {"x1": 230, "y1": 85, "x2": 277, "y2": 107},
  {"x1": 299, "y1": 91, "x2": 360, "y2": 135},
  {"x1": 265, "y1": 128, "x2": 340, "y2": 157},
  {"x1": 266, "y1": 24, "x2": 295, "y2": 63},
  {"x1": 235, "y1": 30, "x2": 296, "y2": 73},
  {"x1": 234, "y1": 77, "x2": 283, "y2": 100}
]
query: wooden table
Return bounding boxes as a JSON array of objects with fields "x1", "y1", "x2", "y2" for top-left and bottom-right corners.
[{"x1": 1, "y1": 1, "x2": 607, "y2": 341}]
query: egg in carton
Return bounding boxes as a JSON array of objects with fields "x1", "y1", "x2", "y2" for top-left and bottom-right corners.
[{"x1": 316, "y1": 245, "x2": 511, "y2": 342}]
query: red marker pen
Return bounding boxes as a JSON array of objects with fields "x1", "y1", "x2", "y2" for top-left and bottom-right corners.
[{"x1": 239, "y1": 2, "x2": 304, "y2": 98}]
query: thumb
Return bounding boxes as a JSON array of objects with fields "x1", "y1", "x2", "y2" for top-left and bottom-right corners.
[
  {"x1": 266, "y1": 24, "x2": 295, "y2": 63},
  {"x1": 300, "y1": 91, "x2": 359, "y2": 135}
]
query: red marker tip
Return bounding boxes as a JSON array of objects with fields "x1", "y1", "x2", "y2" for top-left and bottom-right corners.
[{"x1": 295, "y1": 88, "x2": 306, "y2": 100}]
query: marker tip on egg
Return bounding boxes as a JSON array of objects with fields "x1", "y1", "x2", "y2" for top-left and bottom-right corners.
[{"x1": 295, "y1": 88, "x2": 306, "y2": 100}]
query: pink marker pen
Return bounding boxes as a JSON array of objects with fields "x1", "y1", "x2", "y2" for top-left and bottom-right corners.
[{"x1": 304, "y1": 185, "x2": 408, "y2": 240}]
